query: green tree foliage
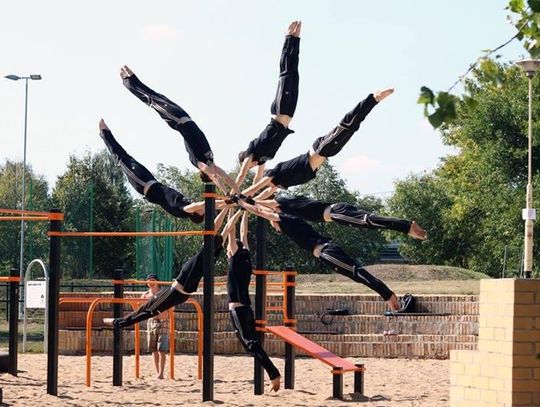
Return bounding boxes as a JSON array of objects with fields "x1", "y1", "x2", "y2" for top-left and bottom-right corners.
[
  {"x1": 52, "y1": 150, "x2": 134, "y2": 279},
  {"x1": 0, "y1": 160, "x2": 51, "y2": 272},
  {"x1": 419, "y1": 0, "x2": 540, "y2": 129},
  {"x1": 151, "y1": 162, "x2": 388, "y2": 275},
  {"x1": 390, "y1": 63, "x2": 536, "y2": 276}
]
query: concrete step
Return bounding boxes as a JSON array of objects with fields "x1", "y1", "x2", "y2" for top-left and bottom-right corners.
[
  {"x1": 59, "y1": 292, "x2": 479, "y2": 315},
  {"x1": 59, "y1": 310, "x2": 478, "y2": 337},
  {"x1": 59, "y1": 329, "x2": 477, "y2": 359}
]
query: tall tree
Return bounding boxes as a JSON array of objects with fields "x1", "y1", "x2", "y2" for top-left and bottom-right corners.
[
  {"x1": 52, "y1": 150, "x2": 134, "y2": 279},
  {"x1": 389, "y1": 62, "x2": 538, "y2": 276},
  {"x1": 0, "y1": 160, "x2": 51, "y2": 272}
]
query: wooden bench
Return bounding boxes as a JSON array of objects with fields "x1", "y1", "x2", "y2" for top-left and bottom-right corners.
[{"x1": 266, "y1": 325, "x2": 365, "y2": 400}]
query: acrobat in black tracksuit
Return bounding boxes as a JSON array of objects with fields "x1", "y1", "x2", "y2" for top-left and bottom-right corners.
[
  {"x1": 100, "y1": 128, "x2": 203, "y2": 223},
  {"x1": 275, "y1": 195, "x2": 411, "y2": 234},
  {"x1": 265, "y1": 94, "x2": 379, "y2": 189},
  {"x1": 227, "y1": 241, "x2": 280, "y2": 380},
  {"x1": 112, "y1": 236, "x2": 222, "y2": 329},
  {"x1": 242, "y1": 35, "x2": 300, "y2": 165},
  {"x1": 277, "y1": 214, "x2": 394, "y2": 301},
  {"x1": 123, "y1": 74, "x2": 214, "y2": 168}
]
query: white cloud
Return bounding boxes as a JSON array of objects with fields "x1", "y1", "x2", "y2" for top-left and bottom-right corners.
[
  {"x1": 142, "y1": 24, "x2": 180, "y2": 41},
  {"x1": 339, "y1": 155, "x2": 381, "y2": 174}
]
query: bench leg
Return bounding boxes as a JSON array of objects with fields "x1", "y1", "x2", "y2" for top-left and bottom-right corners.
[
  {"x1": 354, "y1": 364, "x2": 364, "y2": 395},
  {"x1": 332, "y1": 369, "x2": 343, "y2": 400}
]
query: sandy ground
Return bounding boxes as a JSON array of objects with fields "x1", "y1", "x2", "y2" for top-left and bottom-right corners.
[{"x1": 0, "y1": 354, "x2": 449, "y2": 406}]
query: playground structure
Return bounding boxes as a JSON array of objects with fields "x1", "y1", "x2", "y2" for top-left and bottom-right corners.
[
  {"x1": 3, "y1": 191, "x2": 540, "y2": 405},
  {"x1": 0, "y1": 186, "x2": 370, "y2": 401}
]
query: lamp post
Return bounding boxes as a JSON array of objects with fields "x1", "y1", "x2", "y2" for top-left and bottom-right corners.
[
  {"x1": 516, "y1": 59, "x2": 540, "y2": 278},
  {"x1": 4, "y1": 73, "x2": 42, "y2": 317}
]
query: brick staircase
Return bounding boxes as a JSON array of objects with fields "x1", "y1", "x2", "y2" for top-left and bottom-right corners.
[{"x1": 58, "y1": 292, "x2": 479, "y2": 359}]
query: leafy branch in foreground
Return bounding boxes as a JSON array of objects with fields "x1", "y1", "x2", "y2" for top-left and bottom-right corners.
[{"x1": 419, "y1": 0, "x2": 537, "y2": 128}]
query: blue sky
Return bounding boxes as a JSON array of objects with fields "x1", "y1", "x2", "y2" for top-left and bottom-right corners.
[{"x1": 0, "y1": 0, "x2": 524, "y2": 198}]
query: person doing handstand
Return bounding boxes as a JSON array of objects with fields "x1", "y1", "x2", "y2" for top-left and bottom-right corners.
[
  {"x1": 254, "y1": 195, "x2": 427, "y2": 240},
  {"x1": 235, "y1": 199, "x2": 401, "y2": 310},
  {"x1": 119, "y1": 65, "x2": 240, "y2": 194},
  {"x1": 235, "y1": 21, "x2": 302, "y2": 188},
  {"x1": 242, "y1": 89, "x2": 394, "y2": 198},
  {"x1": 221, "y1": 210, "x2": 281, "y2": 392}
]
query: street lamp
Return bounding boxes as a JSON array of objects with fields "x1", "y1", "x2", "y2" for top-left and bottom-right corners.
[
  {"x1": 516, "y1": 59, "x2": 540, "y2": 278},
  {"x1": 4, "y1": 73, "x2": 42, "y2": 317}
]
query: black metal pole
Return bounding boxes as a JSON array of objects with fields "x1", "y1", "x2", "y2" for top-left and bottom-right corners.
[
  {"x1": 47, "y1": 208, "x2": 61, "y2": 396},
  {"x1": 5, "y1": 284, "x2": 9, "y2": 321},
  {"x1": 202, "y1": 183, "x2": 215, "y2": 402},
  {"x1": 8, "y1": 267, "x2": 19, "y2": 376},
  {"x1": 254, "y1": 217, "x2": 267, "y2": 395},
  {"x1": 284, "y1": 266, "x2": 296, "y2": 389},
  {"x1": 112, "y1": 268, "x2": 124, "y2": 386}
]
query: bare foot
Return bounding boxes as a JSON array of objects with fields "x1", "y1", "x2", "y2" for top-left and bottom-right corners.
[
  {"x1": 270, "y1": 376, "x2": 281, "y2": 392},
  {"x1": 103, "y1": 318, "x2": 114, "y2": 326},
  {"x1": 99, "y1": 119, "x2": 109, "y2": 131},
  {"x1": 293, "y1": 21, "x2": 302, "y2": 37},
  {"x1": 287, "y1": 21, "x2": 298, "y2": 36},
  {"x1": 287, "y1": 21, "x2": 301, "y2": 37},
  {"x1": 386, "y1": 293, "x2": 399, "y2": 312},
  {"x1": 374, "y1": 88, "x2": 394, "y2": 102},
  {"x1": 156, "y1": 374, "x2": 164, "y2": 380},
  {"x1": 120, "y1": 65, "x2": 134, "y2": 80},
  {"x1": 408, "y1": 221, "x2": 427, "y2": 240}
]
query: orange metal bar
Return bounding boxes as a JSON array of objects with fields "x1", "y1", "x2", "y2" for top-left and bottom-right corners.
[
  {"x1": 168, "y1": 308, "x2": 175, "y2": 380},
  {"x1": 185, "y1": 298, "x2": 204, "y2": 380},
  {"x1": 134, "y1": 309, "x2": 141, "y2": 379},
  {"x1": 79, "y1": 295, "x2": 202, "y2": 384},
  {"x1": 0, "y1": 277, "x2": 21, "y2": 282},
  {"x1": 49, "y1": 230, "x2": 215, "y2": 237},
  {"x1": 112, "y1": 279, "x2": 173, "y2": 286},
  {"x1": 85, "y1": 298, "x2": 146, "y2": 387},
  {"x1": 0, "y1": 216, "x2": 50, "y2": 221},
  {"x1": 282, "y1": 273, "x2": 288, "y2": 320},
  {"x1": 253, "y1": 269, "x2": 298, "y2": 276},
  {"x1": 0, "y1": 208, "x2": 64, "y2": 218}
]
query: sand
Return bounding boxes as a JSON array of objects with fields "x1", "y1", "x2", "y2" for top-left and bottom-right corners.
[{"x1": 0, "y1": 354, "x2": 449, "y2": 406}]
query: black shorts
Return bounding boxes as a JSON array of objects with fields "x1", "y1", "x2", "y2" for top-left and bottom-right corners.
[
  {"x1": 145, "y1": 183, "x2": 193, "y2": 218},
  {"x1": 265, "y1": 152, "x2": 317, "y2": 189},
  {"x1": 246, "y1": 119, "x2": 294, "y2": 165},
  {"x1": 184, "y1": 135, "x2": 214, "y2": 168}
]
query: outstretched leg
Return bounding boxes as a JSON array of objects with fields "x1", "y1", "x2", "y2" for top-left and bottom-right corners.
[
  {"x1": 230, "y1": 305, "x2": 281, "y2": 390},
  {"x1": 328, "y1": 203, "x2": 427, "y2": 239},
  {"x1": 315, "y1": 242, "x2": 397, "y2": 308},
  {"x1": 271, "y1": 21, "x2": 301, "y2": 126},
  {"x1": 120, "y1": 66, "x2": 213, "y2": 167},
  {"x1": 99, "y1": 119, "x2": 156, "y2": 195},
  {"x1": 111, "y1": 287, "x2": 188, "y2": 328},
  {"x1": 311, "y1": 89, "x2": 394, "y2": 159},
  {"x1": 328, "y1": 204, "x2": 409, "y2": 233}
]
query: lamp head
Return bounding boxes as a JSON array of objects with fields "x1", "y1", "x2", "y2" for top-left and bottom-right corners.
[
  {"x1": 516, "y1": 59, "x2": 540, "y2": 78},
  {"x1": 4, "y1": 75, "x2": 21, "y2": 81}
]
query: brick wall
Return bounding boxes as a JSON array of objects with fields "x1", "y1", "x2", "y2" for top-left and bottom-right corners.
[{"x1": 450, "y1": 279, "x2": 540, "y2": 407}]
